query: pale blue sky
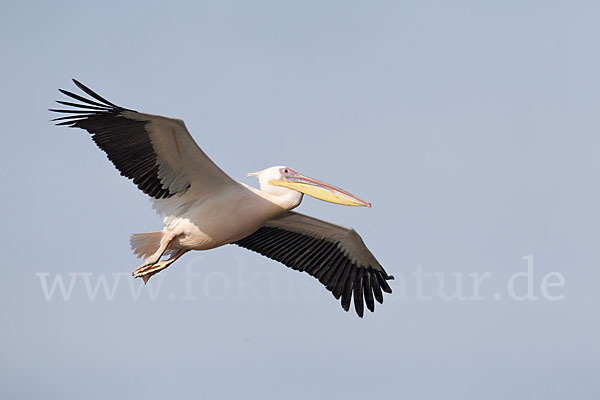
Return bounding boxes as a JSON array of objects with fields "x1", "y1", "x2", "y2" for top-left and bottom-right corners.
[{"x1": 1, "y1": 1, "x2": 599, "y2": 399}]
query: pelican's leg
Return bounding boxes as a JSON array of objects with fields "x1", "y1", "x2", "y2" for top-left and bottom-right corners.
[
  {"x1": 132, "y1": 230, "x2": 177, "y2": 275},
  {"x1": 133, "y1": 249, "x2": 189, "y2": 284}
]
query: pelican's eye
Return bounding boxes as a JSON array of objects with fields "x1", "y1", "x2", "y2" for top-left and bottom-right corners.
[{"x1": 280, "y1": 167, "x2": 294, "y2": 176}]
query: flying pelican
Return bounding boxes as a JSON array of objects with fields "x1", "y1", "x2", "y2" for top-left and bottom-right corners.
[{"x1": 50, "y1": 80, "x2": 393, "y2": 317}]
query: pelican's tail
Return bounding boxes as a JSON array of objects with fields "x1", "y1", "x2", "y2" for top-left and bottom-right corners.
[{"x1": 130, "y1": 232, "x2": 163, "y2": 259}]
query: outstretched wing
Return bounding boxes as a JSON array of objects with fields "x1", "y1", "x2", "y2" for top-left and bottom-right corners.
[
  {"x1": 50, "y1": 79, "x2": 235, "y2": 200},
  {"x1": 234, "y1": 211, "x2": 393, "y2": 317}
]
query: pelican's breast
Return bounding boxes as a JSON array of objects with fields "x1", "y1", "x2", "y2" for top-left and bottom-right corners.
[{"x1": 170, "y1": 185, "x2": 286, "y2": 250}]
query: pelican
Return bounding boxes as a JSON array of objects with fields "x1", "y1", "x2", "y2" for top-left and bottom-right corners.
[{"x1": 50, "y1": 80, "x2": 393, "y2": 317}]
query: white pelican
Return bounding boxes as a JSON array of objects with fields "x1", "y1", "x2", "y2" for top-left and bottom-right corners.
[{"x1": 51, "y1": 80, "x2": 394, "y2": 317}]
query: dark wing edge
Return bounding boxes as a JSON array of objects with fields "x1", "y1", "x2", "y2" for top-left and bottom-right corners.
[
  {"x1": 233, "y1": 226, "x2": 393, "y2": 318},
  {"x1": 50, "y1": 79, "x2": 184, "y2": 199}
]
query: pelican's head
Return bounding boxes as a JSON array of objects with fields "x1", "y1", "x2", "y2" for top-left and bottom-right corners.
[{"x1": 248, "y1": 166, "x2": 371, "y2": 207}]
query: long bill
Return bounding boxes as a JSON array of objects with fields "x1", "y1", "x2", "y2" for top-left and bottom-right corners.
[{"x1": 269, "y1": 173, "x2": 372, "y2": 207}]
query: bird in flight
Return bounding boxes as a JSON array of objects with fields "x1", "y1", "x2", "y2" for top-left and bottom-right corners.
[{"x1": 50, "y1": 80, "x2": 393, "y2": 317}]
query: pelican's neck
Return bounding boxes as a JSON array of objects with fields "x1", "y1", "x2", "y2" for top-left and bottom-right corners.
[
  {"x1": 273, "y1": 190, "x2": 303, "y2": 210},
  {"x1": 242, "y1": 183, "x2": 303, "y2": 211}
]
